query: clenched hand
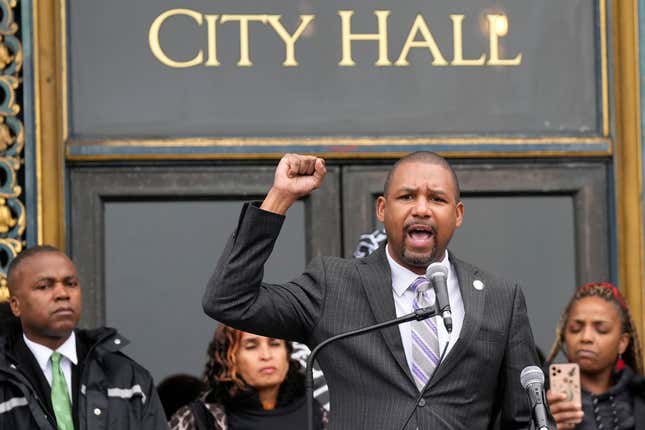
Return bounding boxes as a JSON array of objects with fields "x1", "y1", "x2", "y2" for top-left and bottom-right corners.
[{"x1": 261, "y1": 154, "x2": 327, "y2": 214}]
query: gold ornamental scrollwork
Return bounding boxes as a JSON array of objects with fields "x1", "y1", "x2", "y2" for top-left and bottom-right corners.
[{"x1": 0, "y1": 0, "x2": 24, "y2": 302}]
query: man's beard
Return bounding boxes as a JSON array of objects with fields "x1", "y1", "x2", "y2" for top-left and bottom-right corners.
[{"x1": 401, "y1": 245, "x2": 438, "y2": 268}]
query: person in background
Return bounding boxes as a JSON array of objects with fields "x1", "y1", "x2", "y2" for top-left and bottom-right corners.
[
  {"x1": 158, "y1": 374, "x2": 206, "y2": 420},
  {"x1": 0, "y1": 245, "x2": 168, "y2": 429},
  {"x1": 546, "y1": 282, "x2": 645, "y2": 429},
  {"x1": 352, "y1": 228, "x2": 387, "y2": 259},
  {"x1": 169, "y1": 325, "x2": 326, "y2": 430}
]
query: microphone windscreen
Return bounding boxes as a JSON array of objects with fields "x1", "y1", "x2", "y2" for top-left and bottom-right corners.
[
  {"x1": 520, "y1": 366, "x2": 545, "y2": 389},
  {"x1": 426, "y1": 262, "x2": 449, "y2": 279}
]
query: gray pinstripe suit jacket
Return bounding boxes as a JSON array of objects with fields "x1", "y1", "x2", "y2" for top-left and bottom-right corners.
[{"x1": 203, "y1": 203, "x2": 538, "y2": 429}]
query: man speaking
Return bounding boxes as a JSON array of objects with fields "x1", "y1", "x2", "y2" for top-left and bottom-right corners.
[{"x1": 203, "y1": 152, "x2": 539, "y2": 429}]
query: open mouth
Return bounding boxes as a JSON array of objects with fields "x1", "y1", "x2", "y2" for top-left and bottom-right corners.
[{"x1": 406, "y1": 224, "x2": 435, "y2": 248}]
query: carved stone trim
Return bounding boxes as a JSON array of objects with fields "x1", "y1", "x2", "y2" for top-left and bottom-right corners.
[{"x1": 0, "y1": 0, "x2": 25, "y2": 301}]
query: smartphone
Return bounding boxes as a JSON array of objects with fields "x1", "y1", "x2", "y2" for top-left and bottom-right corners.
[{"x1": 549, "y1": 363, "x2": 581, "y2": 404}]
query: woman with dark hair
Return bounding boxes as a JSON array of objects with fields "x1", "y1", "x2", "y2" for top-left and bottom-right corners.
[
  {"x1": 546, "y1": 282, "x2": 645, "y2": 430},
  {"x1": 170, "y1": 325, "x2": 327, "y2": 430}
]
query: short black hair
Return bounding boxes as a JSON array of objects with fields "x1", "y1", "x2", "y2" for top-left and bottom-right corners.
[
  {"x1": 382, "y1": 151, "x2": 461, "y2": 200},
  {"x1": 7, "y1": 245, "x2": 65, "y2": 295}
]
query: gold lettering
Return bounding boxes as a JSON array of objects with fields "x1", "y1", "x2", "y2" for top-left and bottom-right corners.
[
  {"x1": 148, "y1": 10, "x2": 522, "y2": 69},
  {"x1": 338, "y1": 10, "x2": 391, "y2": 67},
  {"x1": 450, "y1": 14, "x2": 485, "y2": 66},
  {"x1": 395, "y1": 14, "x2": 448, "y2": 67},
  {"x1": 220, "y1": 14, "x2": 270, "y2": 67},
  {"x1": 204, "y1": 15, "x2": 220, "y2": 66},
  {"x1": 267, "y1": 15, "x2": 315, "y2": 67},
  {"x1": 487, "y1": 15, "x2": 522, "y2": 66},
  {"x1": 149, "y1": 9, "x2": 204, "y2": 68}
]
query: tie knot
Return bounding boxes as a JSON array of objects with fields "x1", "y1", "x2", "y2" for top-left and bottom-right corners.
[
  {"x1": 410, "y1": 277, "x2": 430, "y2": 293},
  {"x1": 51, "y1": 351, "x2": 62, "y2": 366}
]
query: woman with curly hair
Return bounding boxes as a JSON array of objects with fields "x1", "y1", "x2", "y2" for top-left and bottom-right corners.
[
  {"x1": 169, "y1": 325, "x2": 327, "y2": 429},
  {"x1": 545, "y1": 282, "x2": 645, "y2": 430}
]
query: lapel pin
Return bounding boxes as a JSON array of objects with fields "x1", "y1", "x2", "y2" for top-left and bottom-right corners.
[{"x1": 473, "y1": 280, "x2": 484, "y2": 291}]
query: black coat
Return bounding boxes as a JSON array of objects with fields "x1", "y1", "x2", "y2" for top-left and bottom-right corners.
[
  {"x1": 0, "y1": 326, "x2": 168, "y2": 429},
  {"x1": 632, "y1": 371, "x2": 645, "y2": 430}
]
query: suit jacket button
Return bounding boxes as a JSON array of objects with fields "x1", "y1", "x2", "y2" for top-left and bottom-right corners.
[{"x1": 418, "y1": 398, "x2": 426, "y2": 407}]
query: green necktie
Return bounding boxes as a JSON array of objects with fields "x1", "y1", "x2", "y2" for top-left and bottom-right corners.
[{"x1": 50, "y1": 351, "x2": 74, "y2": 430}]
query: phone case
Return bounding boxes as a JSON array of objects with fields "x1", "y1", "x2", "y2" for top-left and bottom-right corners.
[{"x1": 549, "y1": 363, "x2": 581, "y2": 404}]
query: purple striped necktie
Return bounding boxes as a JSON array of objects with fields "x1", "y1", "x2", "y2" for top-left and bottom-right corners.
[{"x1": 410, "y1": 276, "x2": 440, "y2": 391}]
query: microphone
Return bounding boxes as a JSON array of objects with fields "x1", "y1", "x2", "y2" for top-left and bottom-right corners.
[
  {"x1": 520, "y1": 366, "x2": 550, "y2": 430},
  {"x1": 426, "y1": 263, "x2": 452, "y2": 333}
]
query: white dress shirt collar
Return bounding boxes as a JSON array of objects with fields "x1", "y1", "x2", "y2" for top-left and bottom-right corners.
[
  {"x1": 385, "y1": 245, "x2": 465, "y2": 372},
  {"x1": 23, "y1": 331, "x2": 77, "y2": 401},
  {"x1": 23, "y1": 331, "x2": 78, "y2": 370},
  {"x1": 387, "y1": 246, "x2": 453, "y2": 297}
]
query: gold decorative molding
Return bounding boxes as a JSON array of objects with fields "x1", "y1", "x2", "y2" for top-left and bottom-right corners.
[
  {"x1": 34, "y1": 0, "x2": 66, "y2": 250},
  {"x1": 612, "y1": 0, "x2": 645, "y2": 358},
  {"x1": 0, "y1": 0, "x2": 25, "y2": 301},
  {"x1": 66, "y1": 136, "x2": 613, "y2": 161},
  {"x1": 68, "y1": 136, "x2": 611, "y2": 148},
  {"x1": 600, "y1": 0, "x2": 610, "y2": 136}
]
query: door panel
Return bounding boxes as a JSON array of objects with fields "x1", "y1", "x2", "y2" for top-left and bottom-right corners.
[{"x1": 69, "y1": 165, "x2": 341, "y2": 381}]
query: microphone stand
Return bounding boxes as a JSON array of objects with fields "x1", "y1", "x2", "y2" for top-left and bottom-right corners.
[{"x1": 305, "y1": 306, "x2": 438, "y2": 430}]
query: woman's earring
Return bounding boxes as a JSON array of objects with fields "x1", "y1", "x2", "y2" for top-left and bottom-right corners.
[{"x1": 615, "y1": 353, "x2": 625, "y2": 372}]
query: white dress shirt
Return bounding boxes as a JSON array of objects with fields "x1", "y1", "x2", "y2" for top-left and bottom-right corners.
[
  {"x1": 386, "y1": 246, "x2": 465, "y2": 375},
  {"x1": 23, "y1": 331, "x2": 78, "y2": 402}
]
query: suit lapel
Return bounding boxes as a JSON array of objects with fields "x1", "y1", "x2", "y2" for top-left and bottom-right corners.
[
  {"x1": 428, "y1": 254, "x2": 485, "y2": 388},
  {"x1": 356, "y1": 247, "x2": 414, "y2": 383}
]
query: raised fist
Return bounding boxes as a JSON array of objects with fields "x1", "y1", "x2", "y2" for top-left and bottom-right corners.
[{"x1": 261, "y1": 154, "x2": 326, "y2": 214}]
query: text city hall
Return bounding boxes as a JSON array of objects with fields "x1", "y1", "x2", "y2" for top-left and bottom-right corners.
[{"x1": 149, "y1": 9, "x2": 523, "y2": 68}]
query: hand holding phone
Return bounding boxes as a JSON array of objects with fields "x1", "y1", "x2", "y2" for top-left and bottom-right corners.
[{"x1": 549, "y1": 363, "x2": 581, "y2": 404}]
